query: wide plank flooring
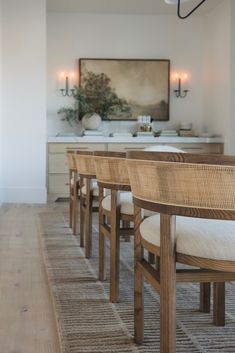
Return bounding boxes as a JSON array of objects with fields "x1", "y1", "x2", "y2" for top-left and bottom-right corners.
[{"x1": 0, "y1": 204, "x2": 61, "y2": 353}]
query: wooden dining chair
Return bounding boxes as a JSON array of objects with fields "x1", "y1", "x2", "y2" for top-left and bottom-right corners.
[
  {"x1": 66, "y1": 150, "x2": 79, "y2": 235},
  {"x1": 94, "y1": 151, "x2": 139, "y2": 303},
  {"x1": 144, "y1": 146, "x2": 215, "y2": 313},
  {"x1": 126, "y1": 151, "x2": 235, "y2": 353},
  {"x1": 75, "y1": 151, "x2": 99, "y2": 258}
]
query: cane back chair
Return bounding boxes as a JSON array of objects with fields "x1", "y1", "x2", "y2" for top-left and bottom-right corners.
[
  {"x1": 126, "y1": 151, "x2": 235, "y2": 353},
  {"x1": 93, "y1": 151, "x2": 136, "y2": 303},
  {"x1": 66, "y1": 150, "x2": 79, "y2": 235},
  {"x1": 75, "y1": 151, "x2": 99, "y2": 258}
]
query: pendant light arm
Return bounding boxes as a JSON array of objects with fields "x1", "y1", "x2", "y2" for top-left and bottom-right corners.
[{"x1": 177, "y1": 0, "x2": 206, "y2": 19}]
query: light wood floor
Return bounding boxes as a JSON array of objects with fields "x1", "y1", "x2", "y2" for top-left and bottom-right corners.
[{"x1": 0, "y1": 203, "x2": 61, "y2": 353}]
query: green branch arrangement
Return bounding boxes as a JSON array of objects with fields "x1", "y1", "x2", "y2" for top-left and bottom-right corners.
[{"x1": 58, "y1": 71, "x2": 131, "y2": 125}]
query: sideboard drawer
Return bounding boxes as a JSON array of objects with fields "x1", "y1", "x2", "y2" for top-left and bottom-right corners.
[
  {"x1": 49, "y1": 143, "x2": 106, "y2": 153},
  {"x1": 169, "y1": 143, "x2": 223, "y2": 154},
  {"x1": 107, "y1": 143, "x2": 152, "y2": 152},
  {"x1": 107, "y1": 143, "x2": 223, "y2": 154}
]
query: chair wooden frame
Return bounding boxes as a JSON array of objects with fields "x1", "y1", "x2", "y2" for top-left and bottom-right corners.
[
  {"x1": 94, "y1": 151, "x2": 133, "y2": 303},
  {"x1": 75, "y1": 151, "x2": 98, "y2": 258},
  {"x1": 66, "y1": 151, "x2": 79, "y2": 235},
  {"x1": 126, "y1": 151, "x2": 235, "y2": 353}
]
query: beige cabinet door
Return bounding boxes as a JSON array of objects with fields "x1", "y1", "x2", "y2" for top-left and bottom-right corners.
[
  {"x1": 48, "y1": 143, "x2": 106, "y2": 199},
  {"x1": 48, "y1": 174, "x2": 70, "y2": 195},
  {"x1": 48, "y1": 154, "x2": 68, "y2": 173}
]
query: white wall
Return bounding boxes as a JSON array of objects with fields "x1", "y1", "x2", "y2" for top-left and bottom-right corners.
[
  {"x1": 47, "y1": 13, "x2": 205, "y2": 136},
  {"x1": 203, "y1": 0, "x2": 230, "y2": 152},
  {"x1": 2, "y1": 0, "x2": 47, "y2": 203},
  {"x1": 228, "y1": 0, "x2": 235, "y2": 154},
  {"x1": 0, "y1": 0, "x2": 3, "y2": 204},
  {"x1": 0, "y1": 3, "x2": 232, "y2": 205}
]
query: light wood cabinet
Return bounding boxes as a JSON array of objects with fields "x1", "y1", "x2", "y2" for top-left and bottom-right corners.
[
  {"x1": 47, "y1": 141, "x2": 223, "y2": 200},
  {"x1": 48, "y1": 143, "x2": 106, "y2": 200}
]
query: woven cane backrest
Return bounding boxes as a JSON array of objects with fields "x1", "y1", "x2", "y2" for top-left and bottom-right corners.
[
  {"x1": 127, "y1": 151, "x2": 235, "y2": 165},
  {"x1": 66, "y1": 150, "x2": 77, "y2": 171},
  {"x1": 94, "y1": 151, "x2": 130, "y2": 187},
  {"x1": 75, "y1": 151, "x2": 96, "y2": 177},
  {"x1": 126, "y1": 152, "x2": 235, "y2": 219}
]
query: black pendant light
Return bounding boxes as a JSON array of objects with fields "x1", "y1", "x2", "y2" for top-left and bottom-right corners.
[{"x1": 165, "y1": 0, "x2": 207, "y2": 19}]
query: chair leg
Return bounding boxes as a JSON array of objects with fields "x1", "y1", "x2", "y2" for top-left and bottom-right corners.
[
  {"x1": 134, "y1": 204, "x2": 144, "y2": 344},
  {"x1": 85, "y1": 178, "x2": 92, "y2": 258},
  {"x1": 72, "y1": 173, "x2": 78, "y2": 235},
  {"x1": 200, "y1": 283, "x2": 211, "y2": 313},
  {"x1": 99, "y1": 187, "x2": 106, "y2": 281},
  {"x1": 69, "y1": 198, "x2": 73, "y2": 229},
  {"x1": 148, "y1": 252, "x2": 155, "y2": 265},
  {"x1": 160, "y1": 214, "x2": 176, "y2": 353},
  {"x1": 69, "y1": 171, "x2": 73, "y2": 229},
  {"x1": 122, "y1": 220, "x2": 131, "y2": 242},
  {"x1": 155, "y1": 256, "x2": 160, "y2": 272},
  {"x1": 79, "y1": 176, "x2": 84, "y2": 248},
  {"x1": 110, "y1": 189, "x2": 120, "y2": 303},
  {"x1": 213, "y1": 282, "x2": 225, "y2": 326},
  {"x1": 72, "y1": 195, "x2": 78, "y2": 235}
]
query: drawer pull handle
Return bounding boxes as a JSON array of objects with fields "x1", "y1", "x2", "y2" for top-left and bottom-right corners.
[
  {"x1": 66, "y1": 147, "x2": 89, "y2": 152},
  {"x1": 183, "y1": 147, "x2": 203, "y2": 150},
  {"x1": 124, "y1": 147, "x2": 144, "y2": 150}
]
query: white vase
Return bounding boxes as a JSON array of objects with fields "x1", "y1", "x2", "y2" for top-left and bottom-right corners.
[{"x1": 81, "y1": 113, "x2": 102, "y2": 130}]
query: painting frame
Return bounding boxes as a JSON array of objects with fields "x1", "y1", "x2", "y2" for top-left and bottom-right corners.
[{"x1": 78, "y1": 58, "x2": 170, "y2": 121}]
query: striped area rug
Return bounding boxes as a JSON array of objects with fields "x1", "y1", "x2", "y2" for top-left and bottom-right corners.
[{"x1": 38, "y1": 210, "x2": 235, "y2": 353}]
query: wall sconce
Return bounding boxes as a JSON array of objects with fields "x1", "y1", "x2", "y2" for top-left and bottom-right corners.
[
  {"x1": 59, "y1": 72, "x2": 76, "y2": 97},
  {"x1": 174, "y1": 73, "x2": 189, "y2": 98}
]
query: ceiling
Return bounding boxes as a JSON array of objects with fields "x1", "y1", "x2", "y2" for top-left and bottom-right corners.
[{"x1": 47, "y1": 0, "x2": 223, "y2": 16}]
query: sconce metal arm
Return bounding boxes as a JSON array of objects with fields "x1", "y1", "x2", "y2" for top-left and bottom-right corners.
[
  {"x1": 177, "y1": 0, "x2": 206, "y2": 19},
  {"x1": 174, "y1": 77, "x2": 189, "y2": 98},
  {"x1": 174, "y1": 88, "x2": 189, "y2": 98},
  {"x1": 60, "y1": 76, "x2": 75, "y2": 97}
]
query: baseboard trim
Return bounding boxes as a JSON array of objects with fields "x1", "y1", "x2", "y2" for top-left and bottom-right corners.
[
  {"x1": 2, "y1": 187, "x2": 47, "y2": 203},
  {"x1": 0, "y1": 187, "x2": 3, "y2": 205}
]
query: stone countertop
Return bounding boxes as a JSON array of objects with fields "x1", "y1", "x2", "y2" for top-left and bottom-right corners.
[{"x1": 47, "y1": 136, "x2": 224, "y2": 144}]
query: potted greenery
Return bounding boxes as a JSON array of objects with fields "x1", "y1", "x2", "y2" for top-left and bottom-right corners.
[{"x1": 58, "y1": 71, "x2": 131, "y2": 130}]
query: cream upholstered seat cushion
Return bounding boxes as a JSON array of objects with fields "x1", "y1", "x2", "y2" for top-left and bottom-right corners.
[
  {"x1": 70, "y1": 176, "x2": 79, "y2": 185},
  {"x1": 102, "y1": 192, "x2": 133, "y2": 215},
  {"x1": 81, "y1": 181, "x2": 99, "y2": 196},
  {"x1": 102, "y1": 192, "x2": 154, "y2": 216},
  {"x1": 81, "y1": 182, "x2": 110, "y2": 197},
  {"x1": 140, "y1": 214, "x2": 235, "y2": 261},
  {"x1": 144, "y1": 145, "x2": 185, "y2": 152}
]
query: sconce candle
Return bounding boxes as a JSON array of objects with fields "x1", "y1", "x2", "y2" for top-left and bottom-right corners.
[
  {"x1": 59, "y1": 72, "x2": 75, "y2": 97},
  {"x1": 174, "y1": 73, "x2": 189, "y2": 98},
  {"x1": 70, "y1": 72, "x2": 76, "y2": 88}
]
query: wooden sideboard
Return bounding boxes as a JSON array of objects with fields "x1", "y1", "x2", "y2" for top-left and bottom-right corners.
[{"x1": 47, "y1": 137, "x2": 224, "y2": 201}]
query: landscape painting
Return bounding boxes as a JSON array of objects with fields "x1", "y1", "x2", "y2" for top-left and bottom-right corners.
[{"x1": 79, "y1": 58, "x2": 170, "y2": 121}]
